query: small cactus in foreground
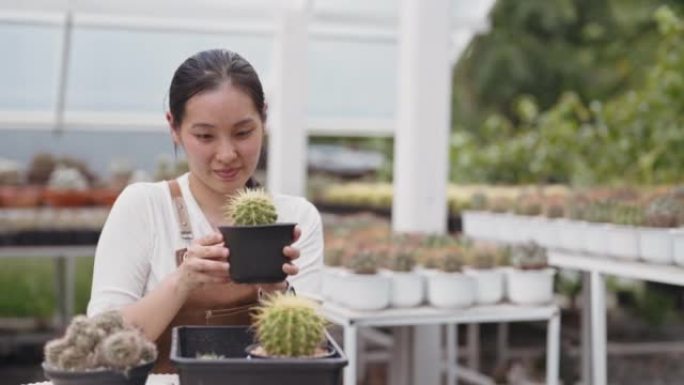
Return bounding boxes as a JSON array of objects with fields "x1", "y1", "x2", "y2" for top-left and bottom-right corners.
[
  {"x1": 223, "y1": 188, "x2": 278, "y2": 226},
  {"x1": 253, "y1": 293, "x2": 327, "y2": 357},
  {"x1": 44, "y1": 310, "x2": 157, "y2": 372}
]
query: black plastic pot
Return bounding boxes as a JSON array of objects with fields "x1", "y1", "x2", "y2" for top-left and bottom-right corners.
[
  {"x1": 218, "y1": 223, "x2": 295, "y2": 283},
  {"x1": 171, "y1": 325, "x2": 347, "y2": 385},
  {"x1": 42, "y1": 361, "x2": 154, "y2": 385}
]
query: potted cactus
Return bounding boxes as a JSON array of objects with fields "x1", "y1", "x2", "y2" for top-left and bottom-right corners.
[
  {"x1": 506, "y1": 242, "x2": 556, "y2": 305},
  {"x1": 605, "y1": 202, "x2": 643, "y2": 261},
  {"x1": 170, "y1": 293, "x2": 347, "y2": 385},
  {"x1": 384, "y1": 248, "x2": 424, "y2": 308},
  {"x1": 42, "y1": 311, "x2": 157, "y2": 385},
  {"x1": 219, "y1": 188, "x2": 296, "y2": 283},
  {"x1": 463, "y1": 243, "x2": 505, "y2": 305},
  {"x1": 581, "y1": 199, "x2": 614, "y2": 257},
  {"x1": 43, "y1": 166, "x2": 92, "y2": 207},
  {"x1": 558, "y1": 193, "x2": 590, "y2": 252},
  {"x1": 249, "y1": 293, "x2": 330, "y2": 358},
  {"x1": 321, "y1": 244, "x2": 345, "y2": 301},
  {"x1": 423, "y1": 248, "x2": 476, "y2": 308},
  {"x1": 639, "y1": 195, "x2": 684, "y2": 264},
  {"x1": 337, "y1": 250, "x2": 391, "y2": 310},
  {"x1": 461, "y1": 192, "x2": 492, "y2": 241}
]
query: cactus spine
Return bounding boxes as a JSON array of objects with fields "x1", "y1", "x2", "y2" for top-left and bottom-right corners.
[
  {"x1": 253, "y1": 293, "x2": 327, "y2": 357},
  {"x1": 224, "y1": 188, "x2": 278, "y2": 226}
]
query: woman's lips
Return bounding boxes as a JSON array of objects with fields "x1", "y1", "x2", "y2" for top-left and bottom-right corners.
[{"x1": 214, "y1": 168, "x2": 240, "y2": 181}]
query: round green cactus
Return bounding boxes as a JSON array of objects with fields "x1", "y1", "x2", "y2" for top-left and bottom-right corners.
[
  {"x1": 224, "y1": 188, "x2": 278, "y2": 226},
  {"x1": 253, "y1": 293, "x2": 327, "y2": 357}
]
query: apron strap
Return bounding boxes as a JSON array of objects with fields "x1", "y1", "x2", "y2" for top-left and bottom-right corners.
[{"x1": 168, "y1": 179, "x2": 193, "y2": 241}]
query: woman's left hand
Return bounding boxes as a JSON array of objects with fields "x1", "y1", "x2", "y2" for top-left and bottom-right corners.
[{"x1": 259, "y1": 225, "x2": 301, "y2": 293}]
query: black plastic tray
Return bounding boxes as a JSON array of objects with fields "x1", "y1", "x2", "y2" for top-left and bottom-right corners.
[{"x1": 171, "y1": 325, "x2": 347, "y2": 385}]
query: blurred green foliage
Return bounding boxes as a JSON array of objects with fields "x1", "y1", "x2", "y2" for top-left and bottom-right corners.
[
  {"x1": 0, "y1": 257, "x2": 93, "y2": 319},
  {"x1": 451, "y1": 1, "x2": 684, "y2": 185}
]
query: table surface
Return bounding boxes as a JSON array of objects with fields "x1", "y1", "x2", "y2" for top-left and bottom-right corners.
[
  {"x1": 26, "y1": 374, "x2": 179, "y2": 385},
  {"x1": 549, "y1": 250, "x2": 684, "y2": 286},
  {"x1": 321, "y1": 302, "x2": 559, "y2": 327}
]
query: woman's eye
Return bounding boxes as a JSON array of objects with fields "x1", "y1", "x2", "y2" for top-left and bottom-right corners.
[
  {"x1": 235, "y1": 129, "x2": 253, "y2": 138},
  {"x1": 195, "y1": 134, "x2": 213, "y2": 140}
]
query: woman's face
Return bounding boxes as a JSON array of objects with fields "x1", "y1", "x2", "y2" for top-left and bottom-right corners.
[{"x1": 170, "y1": 81, "x2": 264, "y2": 196}]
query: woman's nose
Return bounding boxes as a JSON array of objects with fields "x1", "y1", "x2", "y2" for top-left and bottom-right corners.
[{"x1": 216, "y1": 138, "x2": 238, "y2": 163}]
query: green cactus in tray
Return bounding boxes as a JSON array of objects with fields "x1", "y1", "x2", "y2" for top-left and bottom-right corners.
[
  {"x1": 223, "y1": 188, "x2": 278, "y2": 226},
  {"x1": 253, "y1": 293, "x2": 327, "y2": 357}
]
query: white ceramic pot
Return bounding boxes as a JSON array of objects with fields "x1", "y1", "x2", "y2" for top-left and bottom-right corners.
[
  {"x1": 424, "y1": 271, "x2": 476, "y2": 308},
  {"x1": 673, "y1": 229, "x2": 684, "y2": 267},
  {"x1": 506, "y1": 267, "x2": 556, "y2": 305},
  {"x1": 537, "y1": 218, "x2": 562, "y2": 249},
  {"x1": 493, "y1": 213, "x2": 516, "y2": 244},
  {"x1": 584, "y1": 223, "x2": 610, "y2": 257},
  {"x1": 558, "y1": 220, "x2": 585, "y2": 252},
  {"x1": 606, "y1": 225, "x2": 640, "y2": 261},
  {"x1": 386, "y1": 270, "x2": 425, "y2": 308},
  {"x1": 463, "y1": 267, "x2": 505, "y2": 304},
  {"x1": 335, "y1": 270, "x2": 391, "y2": 310},
  {"x1": 462, "y1": 211, "x2": 492, "y2": 241},
  {"x1": 638, "y1": 227, "x2": 674, "y2": 264}
]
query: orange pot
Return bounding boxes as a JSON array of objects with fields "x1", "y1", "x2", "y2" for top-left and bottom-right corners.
[
  {"x1": 43, "y1": 189, "x2": 92, "y2": 207},
  {"x1": 0, "y1": 186, "x2": 43, "y2": 208}
]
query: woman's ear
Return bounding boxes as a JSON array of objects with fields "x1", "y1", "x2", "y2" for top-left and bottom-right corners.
[{"x1": 167, "y1": 112, "x2": 181, "y2": 145}]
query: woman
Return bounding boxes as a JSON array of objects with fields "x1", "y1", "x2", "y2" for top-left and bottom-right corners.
[{"x1": 87, "y1": 49, "x2": 323, "y2": 372}]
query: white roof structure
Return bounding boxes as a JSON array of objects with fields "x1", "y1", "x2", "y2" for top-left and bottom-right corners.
[{"x1": 0, "y1": 0, "x2": 495, "y2": 232}]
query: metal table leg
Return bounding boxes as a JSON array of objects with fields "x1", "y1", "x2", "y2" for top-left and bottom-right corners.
[
  {"x1": 343, "y1": 323, "x2": 358, "y2": 385},
  {"x1": 446, "y1": 323, "x2": 458, "y2": 385},
  {"x1": 546, "y1": 308, "x2": 561, "y2": 385},
  {"x1": 590, "y1": 271, "x2": 607, "y2": 385}
]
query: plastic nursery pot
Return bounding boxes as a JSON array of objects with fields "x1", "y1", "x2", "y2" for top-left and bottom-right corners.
[
  {"x1": 171, "y1": 326, "x2": 347, "y2": 385},
  {"x1": 219, "y1": 223, "x2": 295, "y2": 284},
  {"x1": 42, "y1": 360, "x2": 154, "y2": 385}
]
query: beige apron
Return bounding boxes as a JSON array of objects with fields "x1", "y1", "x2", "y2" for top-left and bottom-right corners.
[{"x1": 152, "y1": 180, "x2": 259, "y2": 373}]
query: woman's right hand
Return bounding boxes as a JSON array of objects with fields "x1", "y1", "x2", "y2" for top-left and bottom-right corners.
[{"x1": 176, "y1": 232, "x2": 230, "y2": 295}]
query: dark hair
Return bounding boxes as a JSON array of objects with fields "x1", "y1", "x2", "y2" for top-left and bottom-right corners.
[{"x1": 168, "y1": 49, "x2": 267, "y2": 127}]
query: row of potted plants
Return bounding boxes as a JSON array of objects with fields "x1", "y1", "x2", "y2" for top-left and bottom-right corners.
[
  {"x1": 463, "y1": 187, "x2": 684, "y2": 265},
  {"x1": 315, "y1": 182, "x2": 571, "y2": 217},
  {"x1": 322, "y1": 238, "x2": 556, "y2": 310}
]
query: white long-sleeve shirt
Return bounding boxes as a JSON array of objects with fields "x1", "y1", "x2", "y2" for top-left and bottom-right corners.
[{"x1": 87, "y1": 173, "x2": 323, "y2": 316}]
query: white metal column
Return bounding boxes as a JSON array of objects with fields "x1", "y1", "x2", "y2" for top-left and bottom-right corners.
[
  {"x1": 590, "y1": 271, "x2": 607, "y2": 385},
  {"x1": 392, "y1": 0, "x2": 452, "y2": 234},
  {"x1": 266, "y1": 0, "x2": 310, "y2": 196},
  {"x1": 393, "y1": 0, "x2": 451, "y2": 383}
]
